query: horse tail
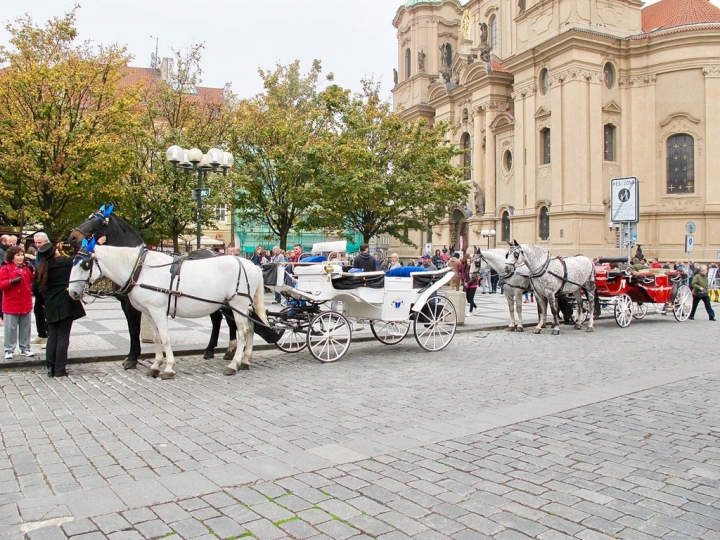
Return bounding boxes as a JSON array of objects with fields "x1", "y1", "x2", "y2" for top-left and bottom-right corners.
[{"x1": 252, "y1": 267, "x2": 269, "y2": 326}]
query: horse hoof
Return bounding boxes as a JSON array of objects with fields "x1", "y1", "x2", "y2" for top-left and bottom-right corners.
[
  {"x1": 223, "y1": 367, "x2": 237, "y2": 376},
  {"x1": 586, "y1": 327, "x2": 594, "y2": 333},
  {"x1": 239, "y1": 363, "x2": 250, "y2": 371},
  {"x1": 122, "y1": 359, "x2": 138, "y2": 370},
  {"x1": 507, "y1": 326, "x2": 515, "y2": 332},
  {"x1": 552, "y1": 328, "x2": 560, "y2": 336},
  {"x1": 574, "y1": 324, "x2": 582, "y2": 330},
  {"x1": 203, "y1": 350, "x2": 214, "y2": 359},
  {"x1": 223, "y1": 350, "x2": 235, "y2": 360},
  {"x1": 533, "y1": 328, "x2": 541, "y2": 334},
  {"x1": 148, "y1": 368, "x2": 160, "y2": 378},
  {"x1": 516, "y1": 327, "x2": 524, "y2": 333},
  {"x1": 159, "y1": 371, "x2": 175, "y2": 380}
]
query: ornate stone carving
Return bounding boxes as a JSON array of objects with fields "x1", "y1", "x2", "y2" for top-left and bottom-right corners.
[
  {"x1": 472, "y1": 182, "x2": 485, "y2": 215},
  {"x1": 657, "y1": 113, "x2": 703, "y2": 157},
  {"x1": 499, "y1": 139, "x2": 514, "y2": 184},
  {"x1": 659, "y1": 197, "x2": 702, "y2": 211},
  {"x1": 619, "y1": 74, "x2": 657, "y2": 87},
  {"x1": 538, "y1": 165, "x2": 551, "y2": 178},
  {"x1": 513, "y1": 81, "x2": 537, "y2": 97},
  {"x1": 549, "y1": 68, "x2": 602, "y2": 87},
  {"x1": 703, "y1": 67, "x2": 720, "y2": 78},
  {"x1": 418, "y1": 50, "x2": 426, "y2": 72}
]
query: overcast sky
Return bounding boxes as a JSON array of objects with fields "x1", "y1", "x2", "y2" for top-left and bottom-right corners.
[
  {"x1": 0, "y1": 0, "x2": 401, "y2": 100},
  {"x1": 0, "y1": 0, "x2": 712, "y2": 102}
]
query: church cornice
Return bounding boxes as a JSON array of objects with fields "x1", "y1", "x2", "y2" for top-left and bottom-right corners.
[{"x1": 618, "y1": 74, "x2": 656, "y2": 87}]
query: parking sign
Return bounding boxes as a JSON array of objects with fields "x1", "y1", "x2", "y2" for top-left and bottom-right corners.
[{"x1": 610, "y1": 177, "x2": 639, "y2": 223}]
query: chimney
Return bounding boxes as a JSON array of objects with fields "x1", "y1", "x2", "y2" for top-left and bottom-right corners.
[{"x1": 159, "y1": 57, "x2": 173, "y2": 82}]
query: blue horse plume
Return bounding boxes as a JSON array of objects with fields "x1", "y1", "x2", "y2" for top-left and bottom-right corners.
[
  {"x1": 82, "y1": 237, "x2": 97, "y2": 253},
  {"x1": 97, "y1": 204, "x2": 114, "y2": 217}
]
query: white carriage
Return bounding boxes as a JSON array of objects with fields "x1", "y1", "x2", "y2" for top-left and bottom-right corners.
[{"x1": 263, "y1": 241, "x2": 457, "y2": 362}]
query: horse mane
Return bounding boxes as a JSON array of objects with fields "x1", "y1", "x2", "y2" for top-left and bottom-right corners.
[{"x1": 106, "y1": 215, "x2": 144, "y2": 247}]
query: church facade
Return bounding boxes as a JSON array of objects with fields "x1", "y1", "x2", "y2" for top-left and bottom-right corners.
[{"x1": 392, "y1": 0, "x2": 720, "y2": 261}]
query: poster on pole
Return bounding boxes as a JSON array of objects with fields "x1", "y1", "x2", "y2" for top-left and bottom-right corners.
[{"x1": 610, "y1": 177, "x2": 639, "y2": 223}]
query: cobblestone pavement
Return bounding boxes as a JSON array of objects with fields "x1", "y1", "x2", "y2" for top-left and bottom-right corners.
[{"x1": 1, "y1": 316, "x2": 719, "y2": 539}]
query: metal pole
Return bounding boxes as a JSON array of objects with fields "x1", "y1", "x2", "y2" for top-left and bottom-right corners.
[{"x1": 196, "y1": 168, "x2": 203, "y2": 250}]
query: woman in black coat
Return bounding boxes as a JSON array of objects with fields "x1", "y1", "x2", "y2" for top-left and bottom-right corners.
[{"x1": 36, "y1": 243, "x2": 85, "y2": 377}]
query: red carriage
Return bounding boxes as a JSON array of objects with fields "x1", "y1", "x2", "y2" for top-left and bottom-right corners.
[{"x1": 594, "y1": 258, "x2": 693, "y2": 327}]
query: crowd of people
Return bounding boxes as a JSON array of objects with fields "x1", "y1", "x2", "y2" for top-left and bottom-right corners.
[{"x1": 0, "y1": 232, "x2": 85, "y2": 376}]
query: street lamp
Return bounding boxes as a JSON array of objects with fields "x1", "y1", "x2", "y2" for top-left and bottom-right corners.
[
  {"x1": 481, "y1": 229, "x2": 496, "y2": 249},
  {"x1": 166, "y1": 145, "x2": 234, "y2": 250}
]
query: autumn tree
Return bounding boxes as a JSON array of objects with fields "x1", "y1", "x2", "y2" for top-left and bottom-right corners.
[
  {"x1": 315, "y1": 81, "x2": 468, "y2": 245},
  {"x1": 119, "y1": 44, "x2": 236, "y2": 252},
  {"x1": 0, "y1": 10, "x2": 141, "y2": 240},
  {"x1": 228, "y1": 60, "x2": 342, "y2": 250}
]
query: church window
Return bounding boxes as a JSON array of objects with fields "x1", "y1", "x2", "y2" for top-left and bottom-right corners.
[
  {"x1": 540, "y1": 128, "x2": 551, "y2": 164},
  {"x1": 503, "y1": 149, "x2": 513, "y2": 172},
  {"x1": 666, "y1": 134, "x2": 694, "y2": 194},
  {"x1": 501, "y1": 211, "x2": 511, "y2": 242},
  {"x1": 461, "y1": 133, "x2": 472, "y2": 181},
  {"x1": 489, "y1": 15, "x2": 498, "y2": 50},
  {"x1": 405, "y1": 48, "x2": 411, "y2": 79},
  {"x1": 603, "y1": 62, "x2": 615, "y2": 89},
  {"x1": 539, "y1": 207, "x2": 550, "y2": 241},
  {"x1": 604, "y1": 124, "x2": 616, "y2": 162},
  {"x1": 539, "y1": 68, "x2": 549, "y2": 95}
]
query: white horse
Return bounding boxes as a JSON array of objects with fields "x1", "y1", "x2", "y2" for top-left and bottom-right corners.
[
  {"x1": 504, "y1": 241, "x2": 596, "y2": 334},
  {"x1": 469, "y1": 247, "x2": 548, "y2": 332},
  {"x1": 69, "y1": 242, "x2": 268, "y2": 379}
]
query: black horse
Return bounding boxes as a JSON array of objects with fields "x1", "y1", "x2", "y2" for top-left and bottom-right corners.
[{"x1": 68, "y1": 207, "x2": 237, "y2": 369}]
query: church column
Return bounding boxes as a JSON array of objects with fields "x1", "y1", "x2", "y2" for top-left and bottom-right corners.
[
  {"x1": 512, "y1": 91, "x2": 525, "y2": 216},
  {"x1": 483, "y1": 104, "x2": 497, "y2": 220},
  {"x1": 703, "y1": 67, "x2": 720, "y2": 209},
  {"x1": 473, "y1": 105, "x2": 485, "y2": 218}
]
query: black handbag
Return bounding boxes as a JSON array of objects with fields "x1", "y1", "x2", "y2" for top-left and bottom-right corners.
[{"x1": 696, "y1": 288, "x2": 709, "y2": 298}]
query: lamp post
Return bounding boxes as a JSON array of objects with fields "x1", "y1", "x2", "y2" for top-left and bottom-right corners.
[
  {"x1": 166, "y1": 145, "x2": 234, "y2": 250},
  {"x1": 481, "y1": 229, "x2": 496, "y2": 249}
]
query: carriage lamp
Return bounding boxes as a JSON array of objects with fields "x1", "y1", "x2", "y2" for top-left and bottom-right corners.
[
  {"x1": 166, "y1": 145, "x2": 235, "y2": 250},
  {"x1": 481, "y1": 229, "x2": 496, "y2": 249}
]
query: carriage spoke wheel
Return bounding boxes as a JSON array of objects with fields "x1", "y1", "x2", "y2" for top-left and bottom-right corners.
[
  {"x1": 673, "y1": 285, "x2": 693, "y2": 322},
  {"x1": 634, "y1": 303, "x2": 648, "y2": 319},
  {"x1": 274, "y1": 307, "x2": 308, "y2": 353},
  {"x1": 413, "y1": 295, "x2": 457, "y2": 352},
  {"x1": 614, "y1": 294, "x2": 634, "y2": 328},
  {"x1": 370, "y1": 320, "x2": 410, "y2": 345},
  {"x1": 307, "y1": 312, "x2": 351, "y2": 363}
]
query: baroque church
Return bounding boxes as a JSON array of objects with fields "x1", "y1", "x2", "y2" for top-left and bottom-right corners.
[{"x1": 392, "y1": 0, "x2": 720, "y2": 261}]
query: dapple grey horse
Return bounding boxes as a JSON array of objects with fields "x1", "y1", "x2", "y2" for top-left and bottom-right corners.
[{"x1": 504, "y1": 241, "x2": 596, "y2": 335}]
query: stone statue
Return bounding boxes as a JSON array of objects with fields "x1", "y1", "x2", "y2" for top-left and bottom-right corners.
[
  {"x1": 473, "y1": 183, "x2": 485, "y2": 215},
  {"x1": 393, "y1": 68, "x2": 398, "y2": 85},
  {"x1": 441, "y1": 70, "x2": 452, "y2": 83},
  {"x1": 479, "y1": 22, "x2": 488, "y2": 47},
  {"x1": 480, "y1": 48, "x2": 491, "y2": 63},
  {"x1": 440, "y1": 43, "x2": 451, "y2": 68},
  {"x1": 518, "y1": 0, "x2": 526, "y2": 12},
  {"x1": 418, "y1": 50, "x2": 426, "y2": 72}
]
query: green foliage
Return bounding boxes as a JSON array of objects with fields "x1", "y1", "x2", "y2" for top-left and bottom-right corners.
[
  {"x1": 228, "y1": 60, "x2": 340, "y2": 250},
  {"x1": 0, "y1": 9, "x2": 142, "y2": 240},
  {"x1": 314, "y1": 80, "x2": 468, "y2": 245}
]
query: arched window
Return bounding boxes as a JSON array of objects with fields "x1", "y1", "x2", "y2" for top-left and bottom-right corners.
[
  {"x1": 539, "y1": 68, "x2": 549, "y2": 95},
  {"x1": 539, "y1": 207, "x2": 550, "y2": 241},
  {"x1": 461, "y1": 133, "x2": 472, "y2": 181},
  {"x1": 603, "y1": 124, "x2": 616, "y2": 162},
  {"x1": 405, "y1": 48, "x2": 411, "y2": 79},
  {"x1": 501, "y1": 211, "x2": 511, "y2": 242},
  {"x1": 489, "y1": 15, "x2": 498, "y2": 50},
  {"x1": 603, "y1": 62, "x2": 615, "y2": 89},
  {"x1": 540, "y1": 128, "x2": 551, "y2": 165},
  {"x1": 667, "y1": 134, "x2": 694, "y2": 193}
]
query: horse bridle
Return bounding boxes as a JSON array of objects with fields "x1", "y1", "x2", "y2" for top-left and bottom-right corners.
[
  {"x1": 506, "y1": 245, "x2": 551, "y2": 280},
  {"x1": 474, "y1": 249, "x2": 529, "y2": 281},
  {"x1": 70, "y1": 210, "x2": 110, "y2": 243}
]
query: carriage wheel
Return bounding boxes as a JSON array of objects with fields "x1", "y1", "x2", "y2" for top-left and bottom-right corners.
[
  {"x1": 673, "y1": 285, "x2": 693, "y2": 322},
  {"x1": 614, "y1": 294, "x2": 634, "y2": 327},
  {"x1": 413, "y1": 295, "x2": 457, "y2": 352},
  {"x1": 370, "y1": 320, "x2": 410, "y2": 345},
  {"x1": 274, "y1": 307, "x2": 308, "y2": 353},
  {"x1": 307, "y1": 312, "x2": 352, "y2": 363},
  {"x1": 634, "y1": 303, "x2": 648, "y2": 319}
]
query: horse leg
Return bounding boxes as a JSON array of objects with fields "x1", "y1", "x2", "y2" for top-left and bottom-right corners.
[
  {"x1": 574, "y1": 291, "x2": 584, "y2": 330},
  {"x1": 147, "y1": 323, "x2": 164, "y2": 378},
  {"x1": 149, "y1": 316, "x2": 176, "y2": 380},
  {"x1": 204, "y1": 310, "x2": 223, "y2": 359},
  {"x1": 533, "y1": 295, "x2": 546, "y2": 334},
  {"x1": 242, "y1": 321, "x2": 255, "y2": 367},
  {"x1": 515, "y1": 291, "x2": 524, "y2": 332},
  {"x1": 120, "y1": 296, "x2": 142, "y2": 370},
  {"x1": 224, "y1": 315, "x2": 248, "y2": 376},
  {"x1": 586, "y1": 284, "x2": 596, "y2": 332},
  {"x1": 549, "y1": 296, "x2": 561, "y2": 335},
  {"x1": 223, "y1": 308, "x2": 238, "y2": 361},
  {"x1": 505, "y1": 290, "x2": 516, "y2": 331}
]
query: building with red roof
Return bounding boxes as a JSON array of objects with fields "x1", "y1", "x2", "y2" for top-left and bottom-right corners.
[{"x1": 392, "y1": 0, "x2": 720, "y2": 261}]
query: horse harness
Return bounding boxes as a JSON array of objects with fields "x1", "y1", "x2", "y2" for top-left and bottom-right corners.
[{"x1": 510, "y1": 247, "x2": 589, "y2": 297}]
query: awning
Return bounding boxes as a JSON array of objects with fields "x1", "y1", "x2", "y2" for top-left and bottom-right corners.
[{"x1": 181, "y1": 235, "x2": 226, "y2": 246}]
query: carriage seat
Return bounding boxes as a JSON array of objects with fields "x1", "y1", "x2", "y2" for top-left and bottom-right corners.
[
  {"x1": 331, "y1": 271, "x2": 386, "y2": 290},
  {"x1": 412, "y1": 267, "x2": 452, "y2": 289}
]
